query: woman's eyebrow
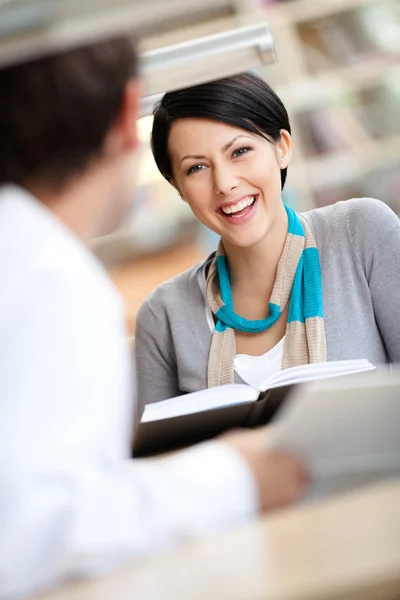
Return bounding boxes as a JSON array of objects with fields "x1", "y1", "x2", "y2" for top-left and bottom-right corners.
[
  {"x1": 180, "y1": 154, "x2": 205, "y2": 165},
  {"x1": 180, "y1": 134, "x2": 253, "y2": 165},
  {"x1": 221, "y1": 134, "x2": 252, "y2": 153}
]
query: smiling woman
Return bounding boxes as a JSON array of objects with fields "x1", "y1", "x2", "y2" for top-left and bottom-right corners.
[
  {"x1": 166, "y1": 118, "x2": 291, "y2": 252},
  {"x1": 134, "y1": 72, "x2": 400, "y2": 413}
]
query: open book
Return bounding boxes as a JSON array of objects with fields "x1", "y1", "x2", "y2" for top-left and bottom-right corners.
[
  {"x1": 268, "y1": 366, "x2": 400, "y2": 502},
  {"x1": 133, "y1": 359, "x2": 375, "y2": 457}
]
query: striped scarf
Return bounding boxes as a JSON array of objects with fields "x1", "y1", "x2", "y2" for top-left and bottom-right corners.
[{"x1": 206, "y1": 204, "x2": 326, "y2": 387}]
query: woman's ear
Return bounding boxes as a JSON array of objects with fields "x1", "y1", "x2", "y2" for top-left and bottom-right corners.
[
  {"x1": 179, "y1": 191, "x2": 188, "y2": 203},
  {"x1": 170, "y1": 179, "x2": 187, "y2": 203},
  {"x1": 276, "y1": 129, "x2": 292, "y2": 169}
]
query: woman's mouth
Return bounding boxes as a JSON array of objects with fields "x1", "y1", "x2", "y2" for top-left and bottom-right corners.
[{"x1": 217, "y1": 195, "x2": 258, "y2": 224}]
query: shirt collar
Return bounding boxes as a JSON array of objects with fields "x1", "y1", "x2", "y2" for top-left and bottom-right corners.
[{"x1": 0, "y1": 183, "x2": 108, "y2": 279}]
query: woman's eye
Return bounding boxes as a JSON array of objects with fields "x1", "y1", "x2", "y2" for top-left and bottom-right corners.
[
  {"x1": 232, "y1": 146, "x2": 252, "y2": 158},
  {"x1": 186, "y1": 164, "x2": 206, "y2": 176}
]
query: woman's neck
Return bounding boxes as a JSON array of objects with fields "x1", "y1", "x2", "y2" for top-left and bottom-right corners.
[{"x1": 223, "y1": 205, "x2": 288, "y2": 301}]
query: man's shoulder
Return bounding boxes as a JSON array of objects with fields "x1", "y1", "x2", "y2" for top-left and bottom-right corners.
[
  {"x1": 0, "y1": 229, "x2": 119, "y2": 328},
  {"x1": 0, "y1": 184, "x2": 114, "y2": 298}
]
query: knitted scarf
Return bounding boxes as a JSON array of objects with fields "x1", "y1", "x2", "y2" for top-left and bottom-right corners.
[{"x1": 205, "y1": 204, "x2": 326, "y2": 387}]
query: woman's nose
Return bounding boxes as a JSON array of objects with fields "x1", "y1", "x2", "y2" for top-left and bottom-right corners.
[{"x1": 213, "y1": 164, "x2": 240, "y2": 196}]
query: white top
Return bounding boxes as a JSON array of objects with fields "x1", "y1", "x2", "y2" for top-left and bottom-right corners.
[
  {"x1": 235, "y1": 339, "x2": 284, "y2": 389},
  {"x1": 0, "y1": 185, "x2": 258, "y2": 598},
  {"x1": 198, "y1": 262, "x2": 283, "y2": 388}
]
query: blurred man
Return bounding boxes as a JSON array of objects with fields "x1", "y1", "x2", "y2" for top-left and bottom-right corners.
[{"x1": 0, "y1": 36, "x2": 306, "y2": 597}]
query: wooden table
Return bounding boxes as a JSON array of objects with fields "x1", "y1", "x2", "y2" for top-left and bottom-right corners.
[{"x1": 36, "y1": 479, "x2": 400, "y2": 600}]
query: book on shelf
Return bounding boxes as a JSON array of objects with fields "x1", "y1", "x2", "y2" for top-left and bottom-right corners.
[
  {"x1": 132, "y1": 358, "x2": 375, "y2": 457},
  {"x1": 298, "y1": 105, "x2": 375, "y2": 157},
  {"x1": 297, "y1": 6, "x2": 387, "y2": 73}
]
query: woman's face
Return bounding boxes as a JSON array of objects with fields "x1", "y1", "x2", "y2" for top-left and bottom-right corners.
[{"x1": 168, "y1": 118, "x2": 291, "y2": 249}]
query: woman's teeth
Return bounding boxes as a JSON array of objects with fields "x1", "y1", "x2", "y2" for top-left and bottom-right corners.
[{"x1": 221, "y1": 196, "x2": 256, "y2": 216}]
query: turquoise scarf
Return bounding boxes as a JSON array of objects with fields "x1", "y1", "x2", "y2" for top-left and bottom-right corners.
[{"x1": 205, "y1": 204, "x2": 327, "y2": 386}]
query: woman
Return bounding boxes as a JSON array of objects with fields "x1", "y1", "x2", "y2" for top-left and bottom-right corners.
[{"x1": 135, "y1": 72, "x2": 400, "y2": 413}]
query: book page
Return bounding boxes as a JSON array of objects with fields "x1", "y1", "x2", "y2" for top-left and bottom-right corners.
[
  {"x1": 141, "y1": 384, "x2": 258, "y2": 423},
  {"x1": 259, "y1": 358, "x2": 375, "y2": 392}
]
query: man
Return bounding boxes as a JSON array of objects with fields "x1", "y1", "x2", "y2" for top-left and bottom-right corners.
[{"x1": 0, "y1": 36, "x2": 306, "y2": 597}]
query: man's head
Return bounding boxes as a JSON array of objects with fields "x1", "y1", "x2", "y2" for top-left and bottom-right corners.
[{"x1": 0, "y1": 36, "x2": 140, "y2": 237}]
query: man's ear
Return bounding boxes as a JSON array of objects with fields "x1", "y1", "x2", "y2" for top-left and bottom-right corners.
[{"x1": 104, "y1": 78, "x2": 142, "y2": 155}]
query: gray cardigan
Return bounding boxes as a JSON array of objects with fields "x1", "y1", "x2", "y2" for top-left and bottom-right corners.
[{"x1": 135, "y1": 198, "x2": 400, "y2": 413}]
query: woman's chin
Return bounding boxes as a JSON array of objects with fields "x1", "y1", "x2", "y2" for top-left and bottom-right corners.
[{"x1": 220, "y1": 228, "x2": 270, "y2": 250}]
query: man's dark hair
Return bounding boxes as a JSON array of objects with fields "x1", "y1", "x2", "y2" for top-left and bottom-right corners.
[
  {"x1": 0, "y1": 36, "x2": 137, "y2": 190},
  {"x1": 151, "y1": 72, "x2": 291, "y2": 189}
]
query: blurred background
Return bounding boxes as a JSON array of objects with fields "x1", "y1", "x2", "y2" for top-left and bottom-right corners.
[
  {"x1": 2, "y1": 0, "x2": 399, "y2": 334},
  {"x1": 104, "y1": 0, "x2": 400, "y2": 334}
]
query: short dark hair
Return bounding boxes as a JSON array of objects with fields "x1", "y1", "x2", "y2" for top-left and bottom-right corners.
[
  {"x1": 151, "y1": 72, "x2": 291, "y2": 189},
  {"x1": 0, "y1": 36, "x2": 137, "y2": 189}
]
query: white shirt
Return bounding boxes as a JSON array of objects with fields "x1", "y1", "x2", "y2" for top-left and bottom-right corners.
[
  {"x1": 198, "y1": 262, "x2": 284, "y2": 388},
  {"x1": 235, "y1": 339, "x2": 284, "y2": 389},
  {"x1": 0, "y1": 185, "x2": 257, "y2": 598}
]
